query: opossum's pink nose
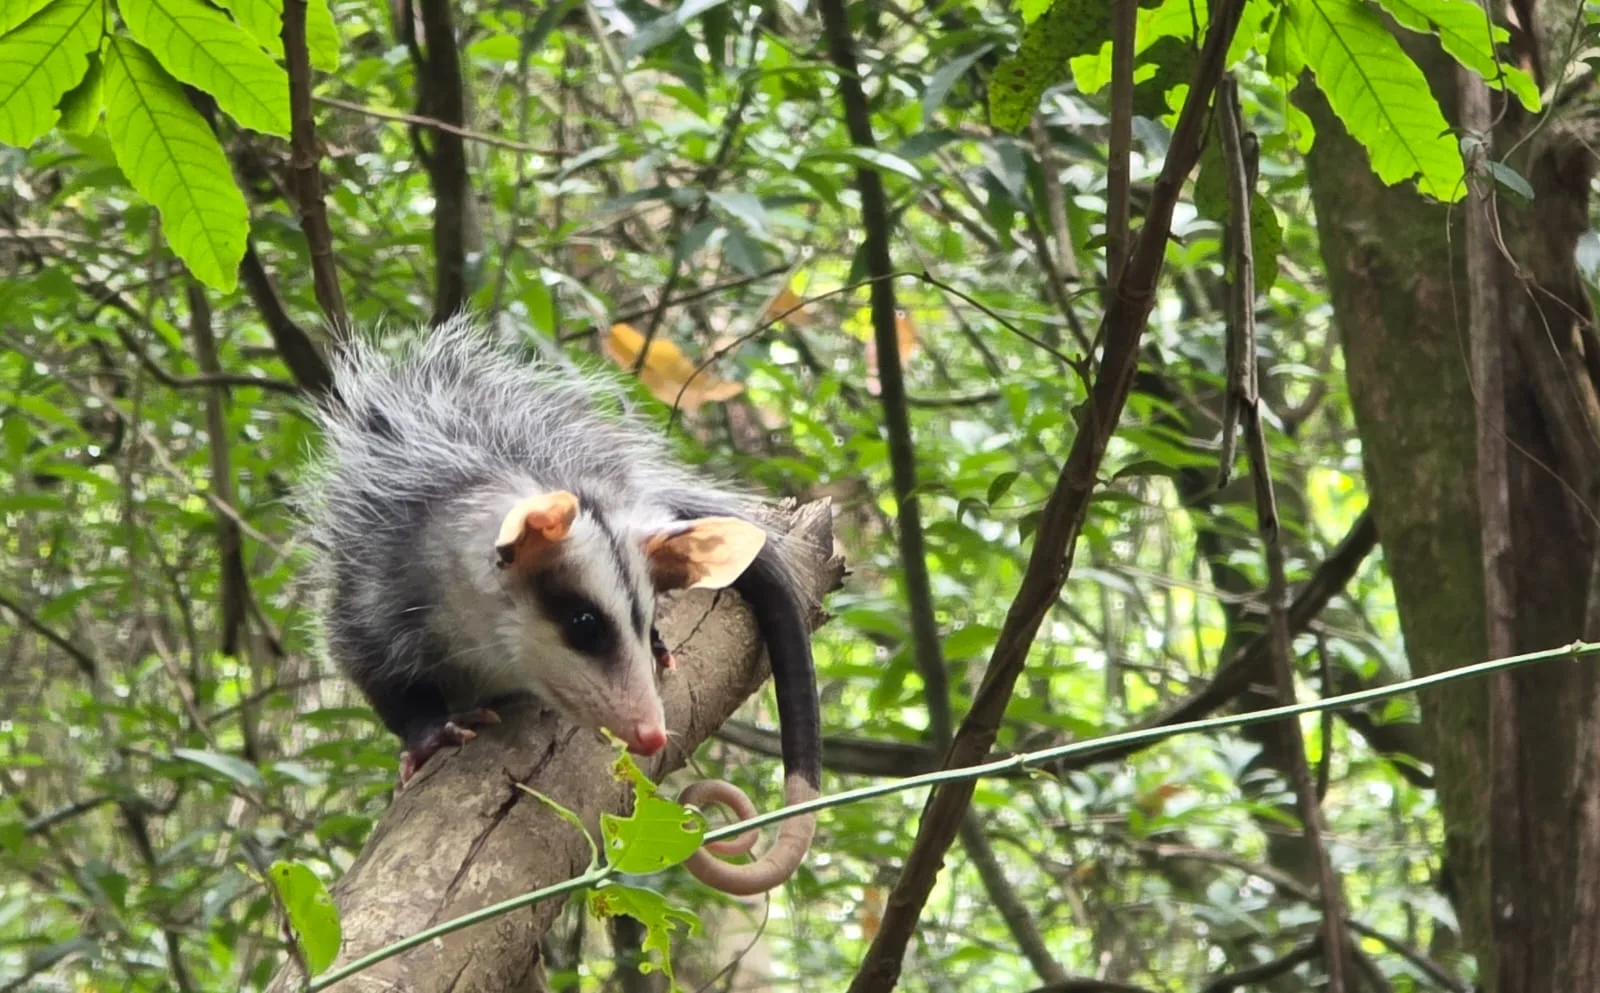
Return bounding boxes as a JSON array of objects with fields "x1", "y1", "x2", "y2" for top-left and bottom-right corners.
[{"x1": 627, "y1": 723, "x2": 668, "y2": 756}]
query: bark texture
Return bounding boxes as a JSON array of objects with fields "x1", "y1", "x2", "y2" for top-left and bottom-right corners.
[
  {"x1": 266, "y1": 500, "x2": 842, "y2": 993},
  {"x1": 1298, "y1": 19, "x2": 1600, "y2": 989}
]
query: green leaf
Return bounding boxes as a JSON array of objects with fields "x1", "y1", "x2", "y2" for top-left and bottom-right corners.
[
  {"x1": 1288, "y1": 0, "x2": 1464, "y2": 202},
  {"x1": 56, "y1": 47, "x2": 102, "y2": 134},
  {"x1": 986, "y1": 470, "x2": 1021, "y2": 505},
  {"x1": 173, "y1": 747, "x2": 264, "y2": 788},
  {"x1": 267, "y1": 861, "x2": 341, "y2": 975},
  {"x1": 623, "y1": 0, "x2": 729, "y2": 60},
  {"x1": 588, "y1": 883, "x2": 701, "y2": 993},
  {"x1": 601, "y1": 795, "x2": 708, "y2": 874},
  {"x1": 990, "y1": 0, "x2": 1112, "y2": 132},
  {"x1": 721, "y1": 225, "x2": 767, "y2": 276},
  {"x1": 0, "y1": 0, "x2": 56, "y2": 36},
  {"x1": 1370, "y1": 0, "x2": 1538, "y2": 111},
  {"x1": 120, "y1": 0, "x2": 292, "y2": 137},
  {"x1": 0, "y1": 0, "x2": 102, "y2": 148},
  {"x1": 802, "y1": 147, "x2": 923, "y2": 181},
  {"x1": 104, "y1": 36, "x2": 250, "y2": 292},
  {"x1": 922, "y1": 44, "x2": 993, "y2": 127},
  {"x1": 213, "y1": 0, "x2": 341, "y2": 72},
  {"x1": 707, "y1": 191, "x2": 769, "y2": 236},
  {"x1": 1486, "y1": 159, "x2": 1533, "y2": 200},
  {"x1": 1017, "y1": 0, "x2": 1052, "y2": 23}
]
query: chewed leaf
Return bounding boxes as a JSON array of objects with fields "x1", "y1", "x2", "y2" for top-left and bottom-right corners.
[
  {"x1": 267, "y1": 861, "x2": 341, "y2": 975},
  {"x1": 1288, "y1": 0, "x2": 1464, "y2": 202},
  {"x1": 588, "y1": 883, "x2": 701, "y2": 992},
  {"x1": 120, "y1": 0, "x2": 292, "y2": 137},
  {"x1": 103, "y1": 36, "x2": 250, "y2": 291},
  {"x1": 0, "y1": 0, "x2": 102, "y2": 148},
  {"x1": 601, "y1": 795, "x2": 708, "y2": 874},
  {"x1": 214, "y1": 0, "x2": 340, "y2": 71}
]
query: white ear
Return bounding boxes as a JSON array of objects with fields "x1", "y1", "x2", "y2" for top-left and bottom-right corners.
[
  {"x1": 494, "y1": 491, "x2": 579, "y2": 572},
  {"x1": 640, "y1": 517, "x2": 767, "y2": 591}
]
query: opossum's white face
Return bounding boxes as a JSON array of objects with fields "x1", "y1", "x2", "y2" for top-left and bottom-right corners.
[{"x1": 492, "y1": 491, "x2": 766, "y2": 757}]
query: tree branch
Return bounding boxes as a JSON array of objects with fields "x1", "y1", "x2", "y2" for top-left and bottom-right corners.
[
  {"x1": 281, "y1": 0, "x2": 350, "y2": 335},
  {"x1": 843, "y1": 5, "x2": 1249, "y2": 990},
  {"x1": 816, "y1": 0, "x2": 950, "y2": 748},
  {"x1": 411, "y1": 0, "x2": 472, "y2": 325}
]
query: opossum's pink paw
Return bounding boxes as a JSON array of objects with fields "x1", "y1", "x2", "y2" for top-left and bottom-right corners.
[{"x1": 398, "y1": 709, "x2": 502, "y2": 788}]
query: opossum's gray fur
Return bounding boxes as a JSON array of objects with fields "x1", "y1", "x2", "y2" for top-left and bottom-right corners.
[{"x1": 292, "y1": 314, "x2": 814, "y2": 703}]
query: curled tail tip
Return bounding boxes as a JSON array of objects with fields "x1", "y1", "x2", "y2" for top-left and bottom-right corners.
[{"x1": 680, "y1": 774, "x2": 820, "y2": 896}]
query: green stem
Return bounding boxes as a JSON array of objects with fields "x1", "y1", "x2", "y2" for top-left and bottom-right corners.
[{"x1": 312, "y1": 639, "x2": 1599, "y2": 988}]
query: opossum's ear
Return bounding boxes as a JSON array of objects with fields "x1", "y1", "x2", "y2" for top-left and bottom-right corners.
[
  {"x1": 641, "y1": 517, "x2": 767, "y2": 591},
  {"x1": 495, "y1": 491, "x2": 580, "y2": 571}
]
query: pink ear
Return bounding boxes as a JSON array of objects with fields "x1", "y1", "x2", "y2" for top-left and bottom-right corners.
[
  {"x1": 495, "y1": 491, "x2": 580, "y2": 572},
  {"x1": 641, "y1": 517, "x2": 767, "y2": 591}
]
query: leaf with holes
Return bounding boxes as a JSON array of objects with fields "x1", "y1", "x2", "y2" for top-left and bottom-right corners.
[
  {"x1": 1371, "y1": 0, "x2": 1538, "y2": 111},
  {"x1": 104, "y1": 36, "x2": 250, "y2": 291},
  {"x1": 0, "y1": 0, "x2": 102, "y2": 148},
  {"x1": 120, "y1": 0, "x2": 291, "y2": 136},
  {"x1": 268, "y1": 861, "x2": 341, "y2": 975},
  {"x1": 1288, "y1": 0, "x2": 1463, "y2": 202},
  {"x1": 214, "y1": 0, "x2": 340, "y2": 71},
  {"x1": 989, "y1": 0, "x2": 1111, "y2": 133},
  {"x1": 588, "y1": 883, "x2": 701, "y2": 993},
  {"x1": 601, "y1": 794, "x2": 708, "y2": 874}
]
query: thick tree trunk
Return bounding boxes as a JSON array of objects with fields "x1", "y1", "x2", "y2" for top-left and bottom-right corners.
[{"x1": 1297, "y1": 24, "x2": 1600, "y2": 991}]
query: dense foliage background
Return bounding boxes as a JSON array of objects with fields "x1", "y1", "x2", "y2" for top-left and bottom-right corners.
[{"x1": 3, "y1": 0, "x2": 1598, "y2": 989}]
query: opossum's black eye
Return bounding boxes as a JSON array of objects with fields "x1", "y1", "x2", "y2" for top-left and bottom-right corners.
[{"x1": 562, "y1": 607, "x2": 612, "y2": 655}]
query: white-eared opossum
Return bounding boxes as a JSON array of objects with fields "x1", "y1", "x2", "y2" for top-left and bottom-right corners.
[{"x1": 293, "y1": 316, "x2": 821, "y2": 895}]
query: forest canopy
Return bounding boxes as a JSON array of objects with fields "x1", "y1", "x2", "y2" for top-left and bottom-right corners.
[{"x1": 3, "y1": 0, "x2": 1599, "y2": 990}]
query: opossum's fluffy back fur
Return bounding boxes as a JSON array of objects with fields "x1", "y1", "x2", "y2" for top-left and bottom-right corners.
[{"x1": 293, "y1": 316, "x2": 814, "y2": 626}]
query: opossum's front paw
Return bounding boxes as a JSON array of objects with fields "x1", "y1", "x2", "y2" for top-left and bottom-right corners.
[{"x1": 398, "y1": 708, "x2": 502, "y2": 787}]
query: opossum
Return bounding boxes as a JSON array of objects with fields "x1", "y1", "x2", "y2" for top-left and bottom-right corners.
[{"x1": 293, "y1": 316, "x2": 821, "y2": 895}]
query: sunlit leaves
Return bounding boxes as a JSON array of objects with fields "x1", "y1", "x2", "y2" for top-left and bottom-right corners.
[
  {"x1": 213, "y1": 0, "x2": 340, "y2": 71},
  {"x1": 1288, "y1": 0, "x2": 1464, "y2": 202},
  {"x1": 0, "y1": 0, "x2": 102, "y2": 148},
  {"x1": 104, "y1": 36, "x2": 250, "y2": 291},
  {"x1": 55, "y1": 48, "x2": 102, "y2": 134},
  {"x1": 120, "y1": 0, "x2": 292, "y2": 137},
  {"x1": 1372, "y1": 0, "x2": 1538, "y2": 111}
]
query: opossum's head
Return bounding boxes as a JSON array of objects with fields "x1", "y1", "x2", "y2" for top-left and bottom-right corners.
[{"x1": 492, "y1": 490, "x2": 766, "y2": 757}]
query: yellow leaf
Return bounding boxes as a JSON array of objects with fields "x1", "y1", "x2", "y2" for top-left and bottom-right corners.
[
  {"x1": 764, "y1": 284, "x2": 813, "y2": 326},
  {"x1": 602, "y1": 323, "x2": 743, "y2": 413}
]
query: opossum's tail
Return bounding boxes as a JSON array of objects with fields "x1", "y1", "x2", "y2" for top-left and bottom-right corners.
[{"x1": 663, "y1": 496, "x2": 822, "y2": 895}]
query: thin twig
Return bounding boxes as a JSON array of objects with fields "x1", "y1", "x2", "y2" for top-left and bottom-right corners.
[
  {"x1": 814, "y1": 1, "x2": 950, "y2": 751},
  {"x1": 315, "y1": 95, "x2": 564, "y2": 154},
  {"x1": 1221, "y1": 73, "x2": 1347, "y2": 990},
  {"x1": 281, "y1": 0, "x2": 350, "y2": 336}
]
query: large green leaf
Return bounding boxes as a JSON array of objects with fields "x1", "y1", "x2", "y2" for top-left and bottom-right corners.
[
  {"x1": 120, "y1": 0, "x2": 291, "y2": 137},
  {"x1": 267, "y1": 861, "x2": 341, "y2": 975},
  {"x1": 1289, "y1": 0, "x2": 1464, "y2": 202},
  {"x1": 0, "y1": 0, "x2": 56, "y2": 36},
  {"x1": 55, "y1": 47, "x2": 101, "y2": 133},
  {"x1": 213, "y1": 0, "x2": 340, "y2": 72},
  {"x1": 103, "y1": 36, "x2": 250, "y2": 291},
  {"x1": 0, "y1": 0, "x2": 102, "y2": 148},
  {"x1": 1372, "y1": 0, "x2": 1538, "y2": 111},
  {"x1": 988, "y1": 0, "x2": 1112, "y2": 133}
]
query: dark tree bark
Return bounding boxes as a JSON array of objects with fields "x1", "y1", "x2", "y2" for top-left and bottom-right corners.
[{"x1": 1298, "y1": 8, "x2": 1600, "y2": 987}]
